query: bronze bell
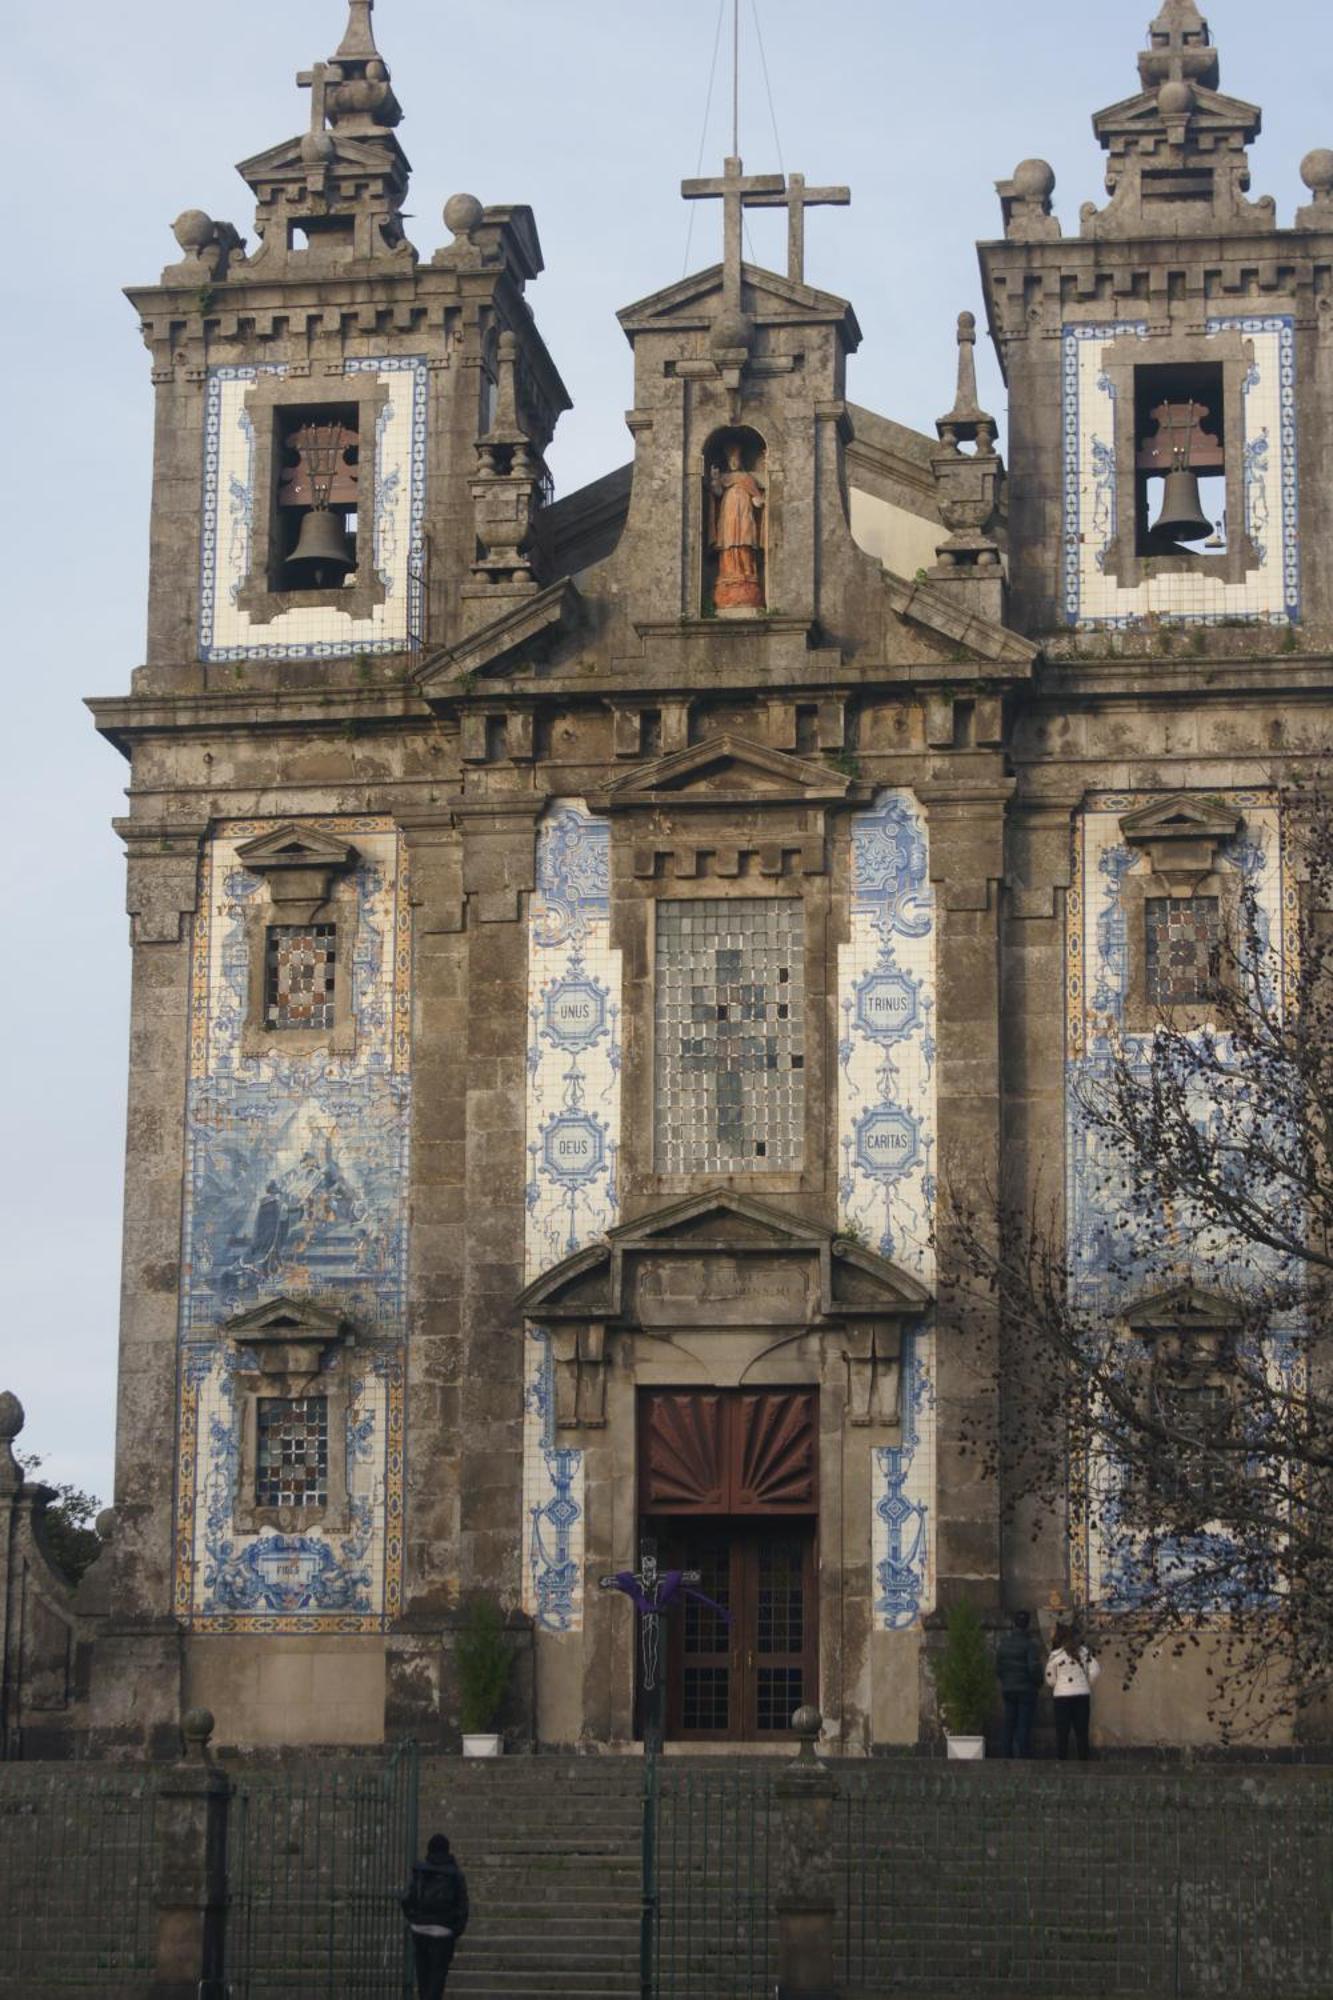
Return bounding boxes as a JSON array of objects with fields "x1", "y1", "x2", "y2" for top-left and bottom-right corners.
[
  {"x1": 287, "y1": 506, "x2": 356, "y2": 583},
  {"x1": 1150, "y1": 468, "x2": 1213, "y2": 544}
]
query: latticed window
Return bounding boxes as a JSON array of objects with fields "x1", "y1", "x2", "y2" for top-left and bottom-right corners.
[
  {"x1": 255, "y1": 1396, "x2": 329, "y2": 1508},
  {"x1": 654, "y1": 899, "x2": 805, "y2": 1174},
  {"x1": 264, "y1": 924, "x2": 337, "y2": 1031},
  {"x1": 1144, "y1": 896, "x2": 1220, "y2": 1007}
]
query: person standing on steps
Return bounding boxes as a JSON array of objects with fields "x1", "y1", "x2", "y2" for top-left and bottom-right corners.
[
  {"x1": 995, "y1": 1608, "x2": 1044, "y2": 1758},
  {"x1": 1044, "y1": 1622, "x2": 1101, "y2": 1761},
  {"x1": 402, "y1": 1832, "x2": 469, "y2": 1998}
]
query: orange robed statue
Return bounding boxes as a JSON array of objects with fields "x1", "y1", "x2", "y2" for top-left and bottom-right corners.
[{"x1": 709, "y1": 442, "x2": 766, "y2": 613}]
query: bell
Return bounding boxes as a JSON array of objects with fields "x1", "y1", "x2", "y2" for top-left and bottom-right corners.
[
  {"x1": 286, "y1": 506, "x2": 355, "y2": 583},
  {"x1": 1150, "y1": 469, "x2": 1213, "y2": 545}
]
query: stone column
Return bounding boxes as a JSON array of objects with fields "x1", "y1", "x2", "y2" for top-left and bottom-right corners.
[
  {"x1": 93, "y1": 819, "x2": 206, "y2": 1755},
  {"x1": 774, "y1": 1706, "x2": 839, "y2": 2000},
  {"x1": 920, "y1": 778, "x2": 1012, "y2": 1609},
  {"x1": 150, "y1": 1708, "x2": 229, "y2": 1999}
]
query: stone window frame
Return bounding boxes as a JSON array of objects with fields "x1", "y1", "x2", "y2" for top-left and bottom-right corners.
[
  {"x1": 234, "y1": 373, "x2": 392, "y2": 626},
  {"x1": 1118, "y1": 796, "x2": 1244, "y2": 1034},
  {"x1": 225, "y1": 1299, "x2": 355, "y2": 1537},
  {"x1": 1120, "y1": 1286, "x2": 1244, "y2": 1530},
  {"x1": 236, "y1": 828, "x2": 359, "y2": 1059},
  {"x1": 1098, "y1": 329, "x2": 1257, "y2": 591}
]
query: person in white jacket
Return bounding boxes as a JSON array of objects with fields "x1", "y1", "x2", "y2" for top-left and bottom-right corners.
[{"x1": 1044, "y1": 1622, "x2": 1101, "y2": 1761}]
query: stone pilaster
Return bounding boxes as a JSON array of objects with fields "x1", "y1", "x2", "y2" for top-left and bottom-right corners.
[{"x1": 920, "y1": 777, "x2": 1012, "y2": 1609}]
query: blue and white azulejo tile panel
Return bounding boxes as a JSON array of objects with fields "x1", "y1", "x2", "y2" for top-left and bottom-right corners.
[
  {"x1": 1061, "y1": 317, "x2": 1299, "y2": 628},
  {"x1": 521, "y1": 801, "x2": 621, "y2": 1631},
  {"x1": 1065, "y1": 793, "x2": 1290, "y2": 1606},
  {"x1": 176, "y1": 821, "x2": 410, "y2": 1632},
  {"x1": 837, "y1": 791, "x2": 938, "y2": 1631},
  {"x1": 198, "y1": 356, "x2": 427, "y2": 661}
]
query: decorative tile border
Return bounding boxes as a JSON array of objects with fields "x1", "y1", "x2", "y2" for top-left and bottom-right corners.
[
  {"x1": 520, "y1": 801, "x2": 620, "y2": 1632},
  {"x1": 837, "y1": 791, "x2": 938, "y2": 1632},
  {"x1": 198, "y1": 356, "x2": 427, "y2": 660},
  {"x1": 1061, "y1": 318, "x2": 1300, "y2": 628}
]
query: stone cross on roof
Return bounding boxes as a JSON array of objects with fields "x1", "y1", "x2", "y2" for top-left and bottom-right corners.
[
  {"x1": 1140, "y1": 0, "x2": 1220, "y2": 92},
  {"x1": 298, "y1": 0, "x2": 401, "y2": 137},
  {"x1": 681, "y1": 158, "x2": 851, "y2": 305}
]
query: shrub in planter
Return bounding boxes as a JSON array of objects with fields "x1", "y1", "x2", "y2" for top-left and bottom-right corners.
[
  {"x1": 456, "y1": 1593, "x2": 514, "y2": 1738},
  {"x1": 930, "y1": 1600, "x2": 992, "y2": 1741}
]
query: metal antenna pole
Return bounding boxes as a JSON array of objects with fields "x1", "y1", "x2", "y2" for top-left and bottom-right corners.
[{"x1": 732, "y1": 0, "x2": 740, "y2": 157}]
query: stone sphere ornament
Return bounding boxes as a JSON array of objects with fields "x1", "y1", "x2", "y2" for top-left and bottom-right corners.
[
  {"x1": 301, "y1": 129, "x2": 337, "y2": 165},
  {"x1": 172, "y1": 209, "x2": 215, "y2": 255},
  {"x1": 0, "y1": 1392, "x2": 24, "y2": 1441},
  {"x1": 444, "y1": 192, "x2": 484, "y2": 238},
  {"x1": 710, "y1": 305, "x2": 755, "y2": 355},
  {"x1": 1011, "y1": 159, "x2": 1056, "y2": 202},
  {"x1": 791, "y1": 1703, "x2": 825, "y2": 1761},
  {"x1": 1300, "y1": 149, "x2": 1333, "y2": 194},
  {"x1": 1158, "y1": 79, "x2": 1195, "y2": 117}
]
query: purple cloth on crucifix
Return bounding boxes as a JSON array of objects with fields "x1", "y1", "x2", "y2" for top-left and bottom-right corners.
[{"x1": 609, "y1": 1570, "x2": 733, "y2": 1625}]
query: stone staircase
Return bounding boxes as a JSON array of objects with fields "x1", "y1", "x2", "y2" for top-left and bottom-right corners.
[{"x1": 418, "y1": 1757, "x2": 646, "y2": 1999}]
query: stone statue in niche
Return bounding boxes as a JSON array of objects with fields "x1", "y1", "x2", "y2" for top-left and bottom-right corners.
[{"x1": 706, "y1": 430, "x2": 767, "y2": 616}]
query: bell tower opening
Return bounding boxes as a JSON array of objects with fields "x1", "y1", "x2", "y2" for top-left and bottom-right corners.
[
  {"x1": 1133, "y1": 362, "x2": 1227, "y2": 556},
  {"x1": 274, "y1": 402, "x2": 362, "y2": 589}
]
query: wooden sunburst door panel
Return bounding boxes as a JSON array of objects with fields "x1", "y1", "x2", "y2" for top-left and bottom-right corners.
[{"x1": 640, "y1": 1390, "x2": 817, "y2": 1516}]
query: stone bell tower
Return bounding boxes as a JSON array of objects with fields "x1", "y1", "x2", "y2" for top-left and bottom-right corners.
[
  {"x1": 88, "y1": 0, "x2": 570, "y2": 1750},
  {"x1": 982, "y1": 0, "x2": 1333, "y2": 634}
]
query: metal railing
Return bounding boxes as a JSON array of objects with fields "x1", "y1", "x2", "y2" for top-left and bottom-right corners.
[
  {"x1": 650, "y1": 1761, "x2": 775, "y2": 1999},
  {"x1": 228, "y1": 1741, "x2": 419, "y2": 1999},
  {"x1": 0, "y1": 1768, "x2": 157, "y2": 1990}
]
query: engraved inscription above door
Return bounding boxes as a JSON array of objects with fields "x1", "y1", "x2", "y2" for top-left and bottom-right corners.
[{"x1": 640, "y1": 1390, "x2": 817, "y2": 1516}]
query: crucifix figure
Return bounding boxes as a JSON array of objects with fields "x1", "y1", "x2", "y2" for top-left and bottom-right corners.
[
  {"x1": 600, "y1": 1536, "x2": 715, "y2": 1753},
  {"x1": 745, "y1": 172, "x2": 851, "y2": 285}
]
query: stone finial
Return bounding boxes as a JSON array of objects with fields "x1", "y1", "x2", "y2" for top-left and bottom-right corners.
[
  {"x1": 336, "y1": 0, "x2": 379, "y2": 60},
  {"x1": 1082, "y1": 0, "x2": 1271, "y2": 238},
  {"x1": 161, "y1": 209, "x2": 246, "y2": 288},
  {"x1": 95, "y1": 1508, "x2": 116, "y2": 1543},
  {"x1": 791, "y1": 1704, "x2": 824, "y2": 1763},
  {"x1": 181, "y1": 1707, "x2": 216, "y2": 1764},
  {"x1": 996, "y1": 158, "x2": 1060, "y2": 242},
  {"x1": 1297, "y1": 150, "x2": 1333, "y2": 230},
  {"x1": 470, "y1": 330, "x2": 545, "y2": 595},
  {"x1": 0, "y1": 1391, "x2": 23, "y2": 1494},
  {"x1": 938, "y1": 312, "x2": 995, "y2": 452}
]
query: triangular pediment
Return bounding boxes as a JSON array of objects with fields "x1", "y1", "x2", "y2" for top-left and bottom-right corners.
[
  {"x1": 618, "y1": 262, "x2": 861, "y2": 348},
  {"x1": 592, "y1": 734, "x2": 854, "y2": 811},
  {"x1": 1119, "y1": 793, "x2": 1242, "y2": 843},
  {"x1": 1124, "y1": 1283, "x2": 1242, "y2": 1337},
  {"x1": 235, "y1": 824, "x2": 357, "y2": 871},
  {"x1": 517, "y1": 1189, "x2": 931, "y2": 1325},
  {"x1": 1093, "y1": 85, "x2": 1261, "y2": 144},
  {"x1": 415, "y1": 579, "x2": 581, "y2": 694},
  {"x1": 225, "y1": 1295, "x2": 349, "y2": 1340},
  {"x1": 882, "y1": 572, "x2": 1038, "y2": 674},
  {"x1": 236, "y1": 131, "x2": 405, "y2": 184}
]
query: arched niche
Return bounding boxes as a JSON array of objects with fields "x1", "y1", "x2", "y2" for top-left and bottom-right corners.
[{"x1": 703, "y1": 426, "x2": 768, "y2": 618}]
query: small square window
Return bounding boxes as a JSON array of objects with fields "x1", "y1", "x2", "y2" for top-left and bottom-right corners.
[
  {"x1": 1145, "y1": 897, "x2": 1220, "y2": 1008},
  {"x1": 255, "y1": 1396, "x2": 329, "y2": 1509},
  {"x1": 265, "y1": 925, "x2": 337, "y2": 1031}
]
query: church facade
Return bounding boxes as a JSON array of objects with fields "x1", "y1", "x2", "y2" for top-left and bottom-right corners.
[{"x1": 29, "y1": 0, "x2": 1333, "y2": 1755}]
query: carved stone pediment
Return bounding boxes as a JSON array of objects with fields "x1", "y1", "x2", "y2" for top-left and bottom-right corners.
[
  {"x1": 235, "y1": 823, "x2": 358, "y2": 918},
  {"x1": 591, "y1": 734, "x2": 855, "y2": 812},
  {"x1": 1123, "y1": 1283, "x2": 1242, "y2": 1339},
  {"x1": 415, "y1": 578, "x2": 581, "y2": 694},
  {"x1": 519, "y1": 1192, "x2": 930, "y2": 1433},
  {"x1": 225, "y1": 1295, "x2": 352, "y2": 1378},
  {"x1": 1119, "y1": 793, "x2": 1242, "y2": 893},
  {"x1": 617, "y1": 262, "x2": 861, "y2": 346}
]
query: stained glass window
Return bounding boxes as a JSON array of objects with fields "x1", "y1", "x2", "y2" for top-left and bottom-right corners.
[
  {"x1": 255, "y1": 1396, "x2": 329, "y2": 1509},
  {"x1": 1145, "y1": 896, "x2": 1220, "y2": 1007},
  {"x1": 655, "y1": 899, "x2": 805, "y2": 1173},
  {"x1": 265, "y1": 924, "x2": 337, "y2": 1031}
]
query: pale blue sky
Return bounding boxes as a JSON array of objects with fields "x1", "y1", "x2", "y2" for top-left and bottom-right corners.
[{"x1": 2, "y1": 0, "x2": 1329, "y2": 1503}]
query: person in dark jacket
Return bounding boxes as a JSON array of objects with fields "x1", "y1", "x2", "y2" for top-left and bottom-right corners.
[
  {"x1": 995, "y1": 1609, "x2": 1044, "y2": 1758},
  {"x1": 402, "y1": 1832, "x2": 469, "y2": 1999}
]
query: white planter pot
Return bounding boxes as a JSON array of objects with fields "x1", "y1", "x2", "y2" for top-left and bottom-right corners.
[
  {"x1": 462, "y1": 1733, "x2": 503, "y2": 1758},
  {"x1": 946, "y1": 1733, "x2": 986, "y2": 1761}
]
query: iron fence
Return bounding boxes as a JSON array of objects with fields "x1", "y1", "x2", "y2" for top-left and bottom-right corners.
[
  {"x1": 650, "y1": 1760, "x2": 775, "y2": 1999},
  {"x1": 837, "y1": 1768, "x2": 1333, "y2": 1998},
  {"x1": 228, "y1": 1740, "x2": 419, "y2": 1999},
  {"x1": 0, "y1": 1767, "x2": 157, "y2": 1991}
]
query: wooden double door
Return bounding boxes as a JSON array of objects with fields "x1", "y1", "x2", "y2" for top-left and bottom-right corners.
[{"x1": 639, "y1": 1388, "x2": 819, "y2": 1743}]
